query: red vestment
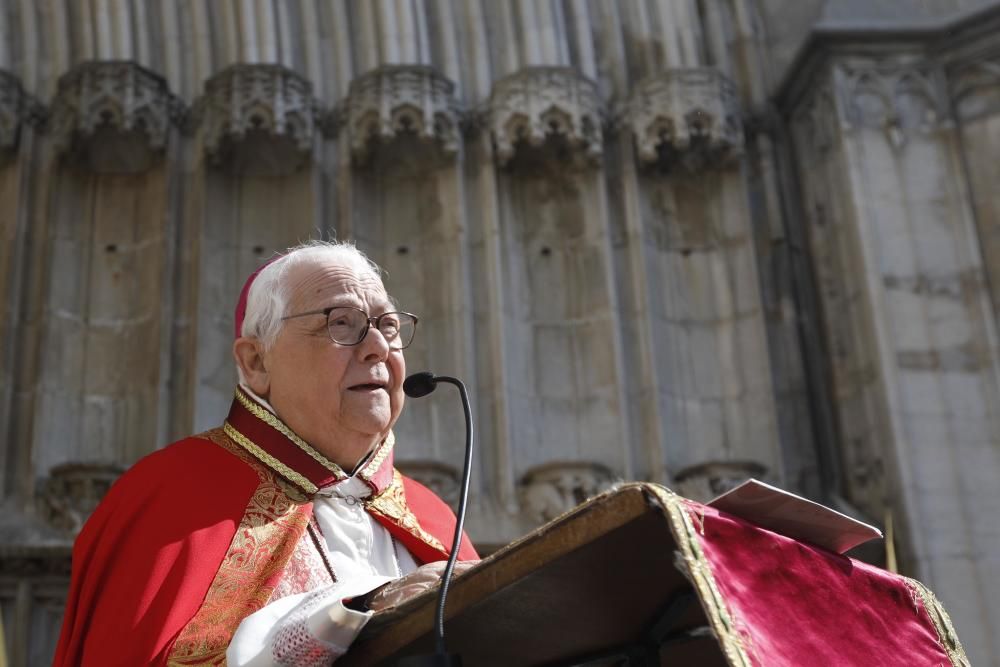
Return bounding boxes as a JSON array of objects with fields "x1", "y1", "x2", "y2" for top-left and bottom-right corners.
[{"x1": 53, "y1": 387, "x2": 477, "y2": 666}]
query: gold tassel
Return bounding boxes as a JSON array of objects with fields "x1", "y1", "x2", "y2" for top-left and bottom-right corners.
[
  {"x1": 885, "y1": 508, "x2": 897, "y2": 573},
  {"x1": 0, "y1": 606, "x2": 8, "y2": 667}
]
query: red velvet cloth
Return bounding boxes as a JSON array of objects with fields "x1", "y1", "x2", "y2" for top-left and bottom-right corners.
[{"x1": 686, "y1": 500, "x2": 954, "y2": 666}]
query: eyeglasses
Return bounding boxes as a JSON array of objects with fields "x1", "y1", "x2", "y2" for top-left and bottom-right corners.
[{"x1": 280, "y1": 306, "x2": 418, "y2": 349}]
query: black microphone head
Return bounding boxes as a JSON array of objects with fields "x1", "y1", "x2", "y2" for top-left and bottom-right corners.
[{"x1": 403, "y1": 372, "x2": 438, "y2": 398}]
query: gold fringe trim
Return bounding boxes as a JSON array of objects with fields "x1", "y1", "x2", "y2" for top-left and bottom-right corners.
[
  {"x1": 234, "y1": 388, "x2": 345, "y2": 478},
  {"x1": 358, "y1": 430, "x2": 395, "y2": 481},
  {"x1": 167, "y1": 429, "x2": 312, "y2": 666},
  {"x1": 366, "y1": 470, "x2": 447, "y2": 554},
  {"x1": 904, "y1": 577, "x2": 971, "y2": 667},
  {"x1": 649, "y1": 485, "x2": 754, "y2": 667},
  {"x1": 223, "y1": 421, "x2": 318, "y2": 496}
]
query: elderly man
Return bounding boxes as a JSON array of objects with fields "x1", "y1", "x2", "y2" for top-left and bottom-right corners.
[{"x1": 53, "y1": 241, "x2": 477, "y2": 666}]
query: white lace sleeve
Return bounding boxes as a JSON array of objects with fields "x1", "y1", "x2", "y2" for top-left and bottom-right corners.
[{"x1": 226, "y1": 574, "x2": 394, "y2": 667}]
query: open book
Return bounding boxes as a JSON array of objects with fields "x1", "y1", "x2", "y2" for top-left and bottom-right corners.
[{"x1": 708, "y1": 479, "x2": 882, "y2": 554}]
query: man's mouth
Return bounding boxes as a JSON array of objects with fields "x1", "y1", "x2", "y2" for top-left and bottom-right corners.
[{"x1": 349, "y1": 383, "x2": 387, "y2": 392}]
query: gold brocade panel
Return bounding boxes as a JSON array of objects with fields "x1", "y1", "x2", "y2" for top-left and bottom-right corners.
[{"x1": 165, "y1": 429, "x2": 312, "y2": 666}]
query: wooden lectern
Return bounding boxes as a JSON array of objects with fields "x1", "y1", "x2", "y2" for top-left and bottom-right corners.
[{"x1": 340, "y1": 484, "x2": 968, "y2": 667}]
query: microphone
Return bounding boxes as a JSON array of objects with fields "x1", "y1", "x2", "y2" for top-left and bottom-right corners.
[
  {"x1": 398, "y1": 372, "x2": 475, "y2": 667},
  {"x1": 402, "y1": 371, "x2": 437, "y2": 399}
]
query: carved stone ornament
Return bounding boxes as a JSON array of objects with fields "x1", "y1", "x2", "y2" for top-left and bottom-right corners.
[
  {"x1": 395, "y1": 460, "x2": 460, "y2": 509},
  {"x1": 487, "y1": 66, "x2": 604, "y2": 166},
  {"x1": 343, "y1": 65, "x2": 461, "y2": 164},
  {"x1": 518, "y1": 462, "x2": 617, "y2": 523},
  {"x1": 0, "y1": 545, "x2": 72, "y2": 577},
  {"x1": 50, "y1": 61, "x2": 184, "y2": 172},
  {"x1": 0, "y1": 69, "x2": 44, "y2": 158},
  {"x1": 37, "y1": 462, "x2": 125, "y2": 535},
  {"x1": 199, "y1": 64, "x2": 318, "y2": 175},
  {"x1": 672, "y1": 460, "x2": 768, "y2": 504},
  {"x1": 832, "y1": 61, "x2": 950, "y2": 149},
  {"x1": 949, "y1": 58, "x2": 1000, "y2": 122},
  {"x1": 625, "y1": 68, "x2": 744, "y2": 171},
  {"x1": 791, "y1": 78, "x2": 840, "y2": 157}
]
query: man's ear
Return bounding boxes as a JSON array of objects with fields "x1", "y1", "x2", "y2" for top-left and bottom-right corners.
[{"x1": 233, "y1": 337, "x2": 270, "y2": 397}]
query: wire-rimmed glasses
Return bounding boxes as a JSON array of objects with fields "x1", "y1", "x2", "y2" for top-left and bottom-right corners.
[{"x1": 280, "y1": 306, "x2": 418, "y2": 350}]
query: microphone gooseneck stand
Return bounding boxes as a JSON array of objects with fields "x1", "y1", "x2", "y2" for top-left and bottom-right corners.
[{"x1": 397, "y1": 372, "x2": 475, "y2": 667}]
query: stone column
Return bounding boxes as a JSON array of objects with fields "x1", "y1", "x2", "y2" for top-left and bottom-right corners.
[
  {"x1": 192, "y1": 64, "x2": 322, "y2": 431},
  {"x1": 616, "y1": 68, "x2": 782, "y2": 501},
  {"x1": 787, "y1": 51, "x2": 1000, "y2": 662},
  {"x1": 483, "y1": 67, "x2": 627, "y2": 535},
  {"x1": 5, "y1": 62, "x2": 184, "y2": 665},
  {"x1": 0, "y1": 70, "x2": 43, "y2": 506},
  {"x1": 33, "y1": 60, "x2": 184, "y2": 482},
  {"x1": 339, "y1": 65, "x2": 473, "y2": 503}
]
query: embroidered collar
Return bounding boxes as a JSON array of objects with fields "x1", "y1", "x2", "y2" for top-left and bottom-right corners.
[{"x1": 224, "y1": 386, "x2": 396, "y2": 497}]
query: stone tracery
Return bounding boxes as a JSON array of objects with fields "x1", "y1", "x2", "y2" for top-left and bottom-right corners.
[
  {"x1": 624, "y1": 68, "x2": 744, "y2": 171},
  {"x1": 343, "y1": 66, "x2": 462, "y2": 163},
  {"x1": 198, "y1": 64, "x2": 319, "y2": 175},
  {"x1": 486, "y1": 67, "x2": 604, "y2": 166},
  {"x1": 49, "y1": 61, "x2": 184, "y2": 172}
]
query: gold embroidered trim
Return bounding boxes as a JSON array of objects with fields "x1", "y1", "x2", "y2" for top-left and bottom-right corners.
[
  {"x1": 224, "y1": 421, "x2": 318, "y2": 496},
  {"x1": 366, "y1": 470, "x2": 447, "y2": 554},
  {"x1": 234, "y1": 388, "x2": 346, "y2": 478},
  {"x1": 166, "y1": 428, "x2": 313, "y2": 665},
  {"x1": 903, "y1": 577, "x2": 970, "y2": 667},
  {"x1": 650, "y1": 485, "x2": 754, "y2": 667},
  {"x1": 359, "y1": 430, "x2": 395, "y2": 481}
]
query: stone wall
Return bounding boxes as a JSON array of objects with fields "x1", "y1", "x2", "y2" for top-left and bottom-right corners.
[
  {"x1": 778, "y1": 6, "x2": 1000, "y2": 662},
  {"x1": 0, "y1": 1, "x2": 997, "y2": 664}
]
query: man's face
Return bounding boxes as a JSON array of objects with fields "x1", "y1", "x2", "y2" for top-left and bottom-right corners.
[{"x1": 258, "y1": 258, "x2": 406, "y2": 470}]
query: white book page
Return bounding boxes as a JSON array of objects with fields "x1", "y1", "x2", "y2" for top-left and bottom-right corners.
[{"x1": 707, "y1": 479, "x2": 883, "y2": 554}]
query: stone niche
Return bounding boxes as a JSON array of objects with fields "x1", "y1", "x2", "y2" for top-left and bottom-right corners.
[
  {"x1": 342, "y1": 65, "x2": 462, "y2": 165},
  {"x1": 487, "y1": 66, "x2": 604, "y2": 167},
  {"x1": 624, "y1": 68, "x2": 744, "y2": 171},
  {"x1": 49, "y1": 61, "x2": 184, "y2": 173},
  {"x1": 199, "y1": 64, "x2": 319, "y2": 176},
  {"x1": 518, "y1": 462, "x2": 618, "y2": 523},
  {"x1": 0, "y1": 69, "x2": 43, "y2": 162}
]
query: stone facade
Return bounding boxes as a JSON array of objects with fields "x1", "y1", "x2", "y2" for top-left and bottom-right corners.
[{"x1": 0, "y1": 1, "x2": 998, "y2": 665}]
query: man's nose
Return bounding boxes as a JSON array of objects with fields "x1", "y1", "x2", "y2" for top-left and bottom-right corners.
[{"x1": 358, "y1": 322, "x2": 391, "y2": 360}]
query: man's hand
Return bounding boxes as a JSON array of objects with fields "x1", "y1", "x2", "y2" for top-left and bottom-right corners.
[{"x1": 366, "y1": 561, "x2": 477, "y2": 611}]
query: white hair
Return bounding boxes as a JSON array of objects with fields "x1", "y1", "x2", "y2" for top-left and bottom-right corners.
[{"x1": 240, "y1": 239, "x2": 385, "y2": 352}]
